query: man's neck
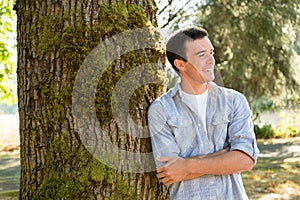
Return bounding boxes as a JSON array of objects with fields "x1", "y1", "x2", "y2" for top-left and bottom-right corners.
[{"x1": 180, "y1": 79, "x2": 208, "y2": 95}]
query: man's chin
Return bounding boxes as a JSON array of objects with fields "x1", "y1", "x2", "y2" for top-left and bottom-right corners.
[{"x1": 205, "y1": 75, "x2": 215, "y2": 83}]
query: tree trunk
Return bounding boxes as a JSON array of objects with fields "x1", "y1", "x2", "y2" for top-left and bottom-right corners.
[{"x1": 17, "y1": 0, "x2": 168, "y2": 199}]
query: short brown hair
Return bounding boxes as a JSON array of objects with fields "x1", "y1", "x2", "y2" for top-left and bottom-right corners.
[{"x1": 166, "y1": 27, "x2": 208, "y2": 73}]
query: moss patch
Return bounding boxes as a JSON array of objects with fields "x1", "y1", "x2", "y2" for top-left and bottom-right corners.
[{"x1": 33, "y1": 156, "x2": 142, "y2": 200}]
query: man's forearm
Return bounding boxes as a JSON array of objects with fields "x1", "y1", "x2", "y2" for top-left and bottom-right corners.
[
  {"x1": 188, "y1": 146, "x2": 230, "y2": 159},
  {"x1": 156, "y1": 149, "x2": 254, "y2": 186},
  {"x1": 183, "y1": 148, "x2": 230, "y2": 180},
  {"x1": 186, "y1": 150, "x2": 254, "y2": 176}
]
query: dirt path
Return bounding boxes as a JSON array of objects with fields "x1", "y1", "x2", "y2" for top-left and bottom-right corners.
[
  {"x1": 258, "y1": 137, "x2": 300, "y2": 163},
  {"x1": 0, "y1": 114, "x2": 20, "y2": 199},
  {"x1": 0, "y1": 153, "x2": 19, "y2": 200}
]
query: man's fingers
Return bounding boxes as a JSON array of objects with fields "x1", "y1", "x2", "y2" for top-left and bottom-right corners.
[
  {"x1": 157, "y1": 168, "x2": 174, "y2": 186},
  {"x1": 156, "y1": 156, "x2": 179, "y2": 173},
  {"x1": 156, "y1": 156, "x2": 182, "y2": 186},
  {"x1": 159, "y1": 176, "x2": 169, "y2": 185},
  {"x1": 157, "y1": 171, "x2": 168, "y2": 179},
  {"x1": 156, "y1": 156, "x2": 183, "y2": 173},
  {"x1": 160, "y1": 177, "x2": 173, "y2": 187},
  {"x1": 156, "y1": 165, "x2": 167, "y2": 173}
]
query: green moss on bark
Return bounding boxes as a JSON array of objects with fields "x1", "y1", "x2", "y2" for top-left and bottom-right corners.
[{"x1": 33, "y1": 155, "x2": 142, "y2": 199}]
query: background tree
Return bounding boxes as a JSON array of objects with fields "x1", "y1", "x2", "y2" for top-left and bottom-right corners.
[
  {"x1": 0, "y1": 0, "x2": 17, "y2": 105},
  {"x1": 17, "y1": 0, "x2": 168, "y2": 199},
  {"x1": 196, "y1": 0, "x2": 300, "y2": 103},
  {"x1": 156, "y1": 0, "x2": 300, "y2": 104}
]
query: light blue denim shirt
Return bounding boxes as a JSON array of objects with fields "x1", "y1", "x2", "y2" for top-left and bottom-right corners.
[{"x1": 148, "y1": 82, "x2": 259, "y2": 200}]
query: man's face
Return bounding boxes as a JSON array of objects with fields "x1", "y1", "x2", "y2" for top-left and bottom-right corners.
[{"x1": 181, "y1": 37, "x2": 215, "y2": 83}]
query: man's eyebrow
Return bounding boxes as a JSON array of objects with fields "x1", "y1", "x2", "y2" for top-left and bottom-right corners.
[
  {"x1": 195, "y1": 49, "x2": 215, "y2": 55},
  {"x1": 194, "y1": 50, "x2": 206, "y2": 55}
]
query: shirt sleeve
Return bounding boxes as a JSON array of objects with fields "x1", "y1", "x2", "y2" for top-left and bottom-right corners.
[
  {"x1": 148, "y1": 101, "x2": 180, "y2": 167},
  {"x1": 228, "y1": 92, "x2": 260, "y2": 164}
]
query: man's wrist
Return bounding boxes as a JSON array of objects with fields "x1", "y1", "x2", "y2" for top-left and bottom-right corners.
[{"x1": 186, "y1": 157, "x2": 201, "y2": 175}]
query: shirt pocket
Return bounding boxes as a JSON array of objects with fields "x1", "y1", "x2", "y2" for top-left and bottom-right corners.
[
  {"x1": 167, "y1": 117, "x2": 195, "y2": 155},
  {"x1": 210, "y1": 114, "x2": 230, "y2": 150}
]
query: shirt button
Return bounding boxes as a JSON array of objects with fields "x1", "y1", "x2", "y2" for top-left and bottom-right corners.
[{"x1": 209, "y1": 181, "x2": 214, "y2": 185}]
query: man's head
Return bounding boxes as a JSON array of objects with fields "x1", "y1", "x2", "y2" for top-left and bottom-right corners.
[
  {"x1": 166, "y1": 27, "x2": 215, "y2": 85},
  {"x1": 166, "y1": 27, "x2": 208, "y2": 73}
]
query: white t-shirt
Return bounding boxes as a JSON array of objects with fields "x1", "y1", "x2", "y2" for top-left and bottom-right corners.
[{"x1": 181, "y1": 89, "x2": 208, "y2": 130}]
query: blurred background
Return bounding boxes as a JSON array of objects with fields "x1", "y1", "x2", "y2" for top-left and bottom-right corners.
[{"x1": 0, "y1": 0, "x2": 299, "y2": 199}]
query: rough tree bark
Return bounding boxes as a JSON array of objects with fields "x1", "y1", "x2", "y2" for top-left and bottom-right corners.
[{"x1": 17, "y1": 0, "x2": 168, "y2": 199}]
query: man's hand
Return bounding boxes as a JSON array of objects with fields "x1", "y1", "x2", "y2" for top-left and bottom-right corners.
[
  {"x1": 155, "y1": 148, "x2": 229, "y2": 186},
  {"x1": 156, "y1": 156, "x2": 194, "y2": 186}
]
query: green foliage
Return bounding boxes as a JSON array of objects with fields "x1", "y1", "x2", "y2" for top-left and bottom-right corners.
[
  {"x1": 254, "y1": 124, "x2": 276, "y2": 139},
  {"x1": 275, "y1": 126, "x2": 300, "y2": 138},
  {"x1": 254, "y1": 123, "x2": 300, "y2": 139},
  {"x1": 275, "y1": 120, "x2": 300, "y2": 139},
  {"x1": 194, "y1": 0, "x2": 300, "y2": 102},
  {"x1": 157, "y1": 0, "x2": 300, "y2": 103},
  {"x1": 0, "y1": 0, "x2": 17, "y2": 105},
  {"x1": 251, "y1": 99, "x2": 274, "y2": 113}
]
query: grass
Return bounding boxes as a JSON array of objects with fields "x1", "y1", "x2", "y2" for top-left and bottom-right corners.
[
  {"x1": 0, "y1": 190, "x2": 19, "y2": 200},
  {"x1": 243, "y1": 138, "x2": 300, "y2": 200}
]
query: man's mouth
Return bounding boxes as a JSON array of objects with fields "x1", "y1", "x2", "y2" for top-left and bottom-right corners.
[{"x1": 204, "y1": 69, "x2": 214, "y2": 72}]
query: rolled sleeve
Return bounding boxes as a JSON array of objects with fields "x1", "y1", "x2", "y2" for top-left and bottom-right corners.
[
  {"x1": 148, "y1": 101, "x2": 180, "y2": 167},
  {"x1": 228, "y1": 92, "x2": 259, "y2": 163}
]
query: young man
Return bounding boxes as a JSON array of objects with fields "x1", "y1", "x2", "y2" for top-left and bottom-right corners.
[{"x1": 148, "y1": 27, "x2": 259, "y2": 199}]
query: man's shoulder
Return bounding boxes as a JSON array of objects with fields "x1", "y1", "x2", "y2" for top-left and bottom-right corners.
[
  {"x1": 151, "y1": 89, "x2": 174, "y2": 106},
  {"x1": 152, "y1": 85, "x2": 178, "y2": 103},
  {"x1": 213, "y1": 83, "x2": 245, "y2": 98},
  {"x1": 148, "y1": 86, "x2": 178, "y2": 113},
  {"x1": 214, "y1": 84, "x2": 249, "y2": 109}
]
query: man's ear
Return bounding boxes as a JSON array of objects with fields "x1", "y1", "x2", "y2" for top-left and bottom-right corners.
[{"x1": 174, "y1": 59, "x2": 185, "y2": 71}]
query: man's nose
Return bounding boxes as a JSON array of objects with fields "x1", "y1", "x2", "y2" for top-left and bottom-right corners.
[{"x1": 206, "y1": 54, "x2": 215, "y2": 64}]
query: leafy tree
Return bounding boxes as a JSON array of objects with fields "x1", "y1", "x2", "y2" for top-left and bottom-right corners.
[
  {"x1": 195, "y1": 0, "x2": 300, "y2": 103},
  {"x1": 156, "y1": 0, "x2": 300, "y2": 104},
  {"x1": 0, "y1": 0, "x2": 17, "y2": 105}
]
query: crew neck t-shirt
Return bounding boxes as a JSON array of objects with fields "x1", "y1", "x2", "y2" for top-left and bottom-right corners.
[{"x1": 181, "y1": 89, "x2": 208, "y2": 130}]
